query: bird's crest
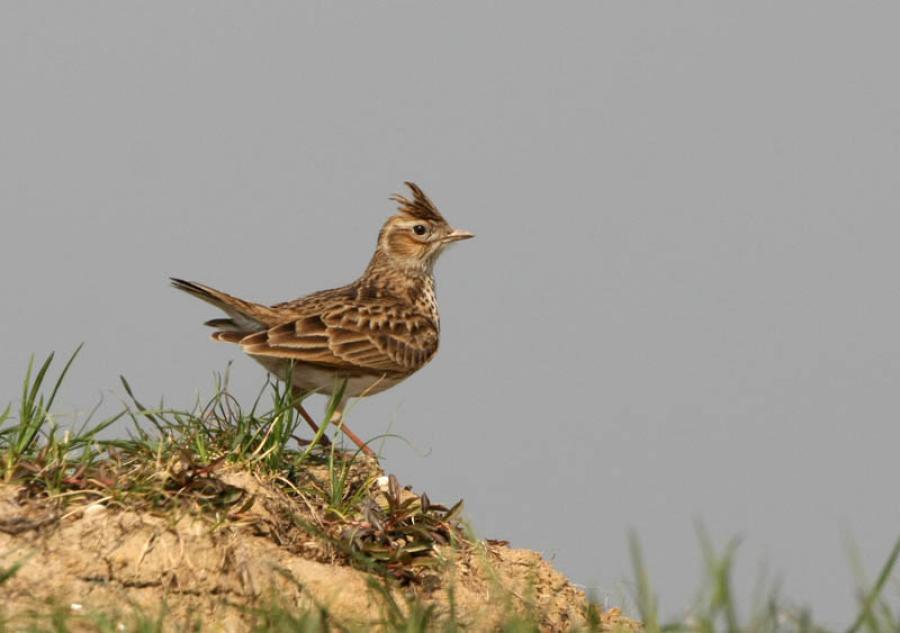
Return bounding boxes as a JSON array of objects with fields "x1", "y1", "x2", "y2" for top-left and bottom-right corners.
[{"x1": 390, "y1": 182, "x2": 446, "y2": 223}]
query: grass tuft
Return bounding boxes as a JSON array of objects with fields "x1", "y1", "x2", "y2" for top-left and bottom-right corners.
[{"x1": 1, "y1": 349, "x2": 466, "y2": 586}]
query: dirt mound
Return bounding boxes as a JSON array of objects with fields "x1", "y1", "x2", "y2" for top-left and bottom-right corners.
[{"x1": 0, "y1": 469, "x2": 629, "y2": 631}]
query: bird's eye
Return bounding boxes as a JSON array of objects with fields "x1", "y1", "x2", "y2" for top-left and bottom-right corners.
[{"x1": 413, "y1": 224, "x2": 428, "y2": 236}]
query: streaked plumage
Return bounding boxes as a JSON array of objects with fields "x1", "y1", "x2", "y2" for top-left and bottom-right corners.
[{"x1": 171, "y1": 182, "x2": 473, "y2": 456}]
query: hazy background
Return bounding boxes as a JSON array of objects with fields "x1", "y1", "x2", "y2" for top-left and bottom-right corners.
[{"x1": 2, "y1": 2, "x2": 898, "y2": 623}]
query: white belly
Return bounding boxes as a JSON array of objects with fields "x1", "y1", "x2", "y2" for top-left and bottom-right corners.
[{"x1": 251, "y1": 356, "x2": 406, "y2": 398}]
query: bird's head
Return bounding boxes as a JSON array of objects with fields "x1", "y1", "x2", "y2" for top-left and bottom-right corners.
[{"x1": 374, "y1": 182, "x2": 474, "y2": 273}]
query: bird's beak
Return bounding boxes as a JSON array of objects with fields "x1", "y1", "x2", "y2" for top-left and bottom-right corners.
[{"x1": 442, "y1": 229, "x2": 475, "y2": 243}]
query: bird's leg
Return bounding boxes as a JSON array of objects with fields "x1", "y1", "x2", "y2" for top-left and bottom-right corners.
[
  {"x1": 330, "y1": 398, "x2": 375, "y2": 458},
  {"x1": 290, "y1": 386, "x2": 332, "y2": 446}
]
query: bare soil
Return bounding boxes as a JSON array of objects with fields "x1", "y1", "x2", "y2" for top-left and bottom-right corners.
[{"x1": 0, "y1": 468, "x2": 634, "y2": 632}]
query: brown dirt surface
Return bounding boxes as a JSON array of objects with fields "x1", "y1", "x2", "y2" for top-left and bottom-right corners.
[{"x1": 0, "y1": 468, "x2": 635, "y2": 632}]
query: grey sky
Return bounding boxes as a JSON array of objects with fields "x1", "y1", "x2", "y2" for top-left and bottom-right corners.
[{"x1": 2, "y1": 2, "x2": 899, "y2": 624}]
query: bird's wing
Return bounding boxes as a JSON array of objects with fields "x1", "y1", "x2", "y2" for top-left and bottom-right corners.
[{"x1": 239, "y1": 301, "x2": 439, "y2": 375}]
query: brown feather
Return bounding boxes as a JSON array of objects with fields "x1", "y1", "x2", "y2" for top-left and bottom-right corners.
[
  {"x1": 211, "y1": 331, "x2": 245, "y2": 344},
  {"x1": 205, "y1": 318, "x2": 238, "y2": 329},
  {"x1": 170, "y1": 278, "x2": 279, "y2": 330},
  {"x1": 389, "y1": 181, "x2": 446, "y2": 222}
]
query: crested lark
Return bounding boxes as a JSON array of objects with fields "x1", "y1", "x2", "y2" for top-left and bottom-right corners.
[{"x1": 171, "y1": 182, "x2": 473, "y2": 457}]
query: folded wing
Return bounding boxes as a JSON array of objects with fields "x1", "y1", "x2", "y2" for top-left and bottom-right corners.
[{"x1": 238, "y1": 302, "x2": 439, "y2": 375}]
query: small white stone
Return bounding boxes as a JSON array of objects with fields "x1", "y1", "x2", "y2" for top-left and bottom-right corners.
[
  {"x1": 70, "y1": 603, "x2": 83, "y2": 612},
  {"x1": 83, "y1": 503, "x2": 106, "y2": 516},
  {"x1": 376, "y1": 476, "x2": 390, "y2": 489}
]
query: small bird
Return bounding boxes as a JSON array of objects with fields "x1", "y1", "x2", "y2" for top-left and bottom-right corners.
[{"x1": 171, "y1": 182, "x2": 473, "y2": 456}]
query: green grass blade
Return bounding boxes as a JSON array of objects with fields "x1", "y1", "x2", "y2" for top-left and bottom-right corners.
[
  {"x1": 845, "y1": 534, "x2": 900, "y2": 633},
  {"x1": 628, "y1": 531, "x2": 660, "y2": 633},
  {"x1": 77, "y1": 410, "x2": 127, "y2": 444},
  {"x1": 25, "y1": 352, "x2": 54, "y2": 417},
  {"x1": 19, "y1": 353, "x2": 36, "y2": 422},
  {"x1": 300, "y1": 378, "x2": 348, "y2": 460},
  {"x1": 11, "y1": 348, "x2": 80, "y2": 459},
  {"x1": 0, "y1": 559, "x2": 24, "y2": 585},
  {"x1": 44, "y1": 343, "x2": 83, "y2": 413},
  {"x1": 13, "y1": 413, "x2": 44, "y2": 456},
  {"x1": 119, "y1": 375, "x2": 160, "y2": 425},
  {"x1": 0, "y1": 402, "x2": 12, "y2": 449}
]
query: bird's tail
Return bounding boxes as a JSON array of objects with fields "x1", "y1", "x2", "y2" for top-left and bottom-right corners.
[{"x1": 169, "y1": 277, "x2": 278, "y2": 334}]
